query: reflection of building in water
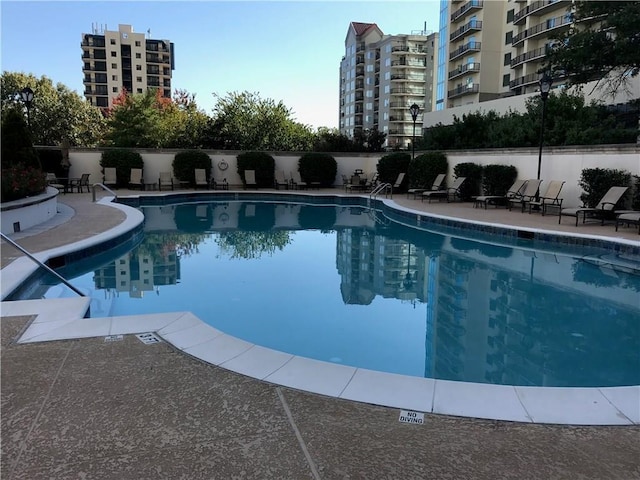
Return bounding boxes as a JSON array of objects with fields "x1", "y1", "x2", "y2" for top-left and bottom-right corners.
[
  {"x1": 336, "y1": 229, "x2": 427, "y2": 305},
  {"x1": 93, "y1": 248, "x2": 179, "y2": 298}
]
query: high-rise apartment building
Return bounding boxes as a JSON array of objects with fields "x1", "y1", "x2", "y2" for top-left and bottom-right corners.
[
  {"x1": 81, "y1": 24, "x2": 175, "y2": 109},
  {"x1": 339, "y1": 22, "x2": 438, "y2": 149}
]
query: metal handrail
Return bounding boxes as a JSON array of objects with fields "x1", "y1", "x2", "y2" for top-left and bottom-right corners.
[
  {"x1": 92, "y1": 183, "x2": 117, "y2": 202},
  {"x1": 369, "y1": 183, "x2": 392, "y2": 199},
  {"x1": 0, "y1": 233, "x2": 86, "y2": 297}
]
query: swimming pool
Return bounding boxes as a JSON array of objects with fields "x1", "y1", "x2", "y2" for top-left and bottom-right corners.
[{"x1": 15, "y1": 197, "x2": 640, "y2": 389}]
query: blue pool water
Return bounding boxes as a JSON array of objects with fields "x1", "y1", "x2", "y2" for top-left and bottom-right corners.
[{"x1": 17, "y1": 200, "x2": 640, "y2": 388}]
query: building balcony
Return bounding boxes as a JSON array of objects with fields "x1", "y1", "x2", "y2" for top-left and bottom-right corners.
[
  {"x1": 448, "y1": 62, "x2": 481, "y2": 80},
  {"x1": 390, "y1": 60, "x2": 426, "y2": 68},
  {"x1": 447, "y1": 83, "x2": 480, "y2": 99},
  {"x1": 390, "y1": 87, "x2": 426, "y2": 95},
  {"x1": 355, "y1": 67, "x2": 365, "y2": 77},
  {"x1": 512, "y1": 14, "x2": 571, "y2": 47},
  {"x1": 449, "y1": 41, "x2": 481, "y2": 61},
  {"x1": 450, "y1": 20, "x2": 482, "y2": 42},
  {"x1": 510, "y1": 45, "x2": 548, "y2": 68},
  {"x1": 509, "y1": 72, "x2": 539, "y2": 90},
  {"x1": 356, "y1": 55, "x2": 365, "y2": 65},
  {"x1": 451, "y1": 0, "x2": 483, "y2": 23},
  {"x1": 355, "y1": 81, "x2": 364, "y2": 90},
  {"x1": 513, "y1": 0, "x2": 567, "y2": 25},
  {"x1": 389, "y1": 115, "x2": 413, "y2": 122}
]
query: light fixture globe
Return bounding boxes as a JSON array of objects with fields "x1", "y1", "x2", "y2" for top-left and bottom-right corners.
[
  {"x1": 539, "y1": 73, "x2": 553, "y2": 99},
  {"x1": 409, "y1": 103, "x2": 420, "y2": 122},
  {"x1": 20, "y1": 87, "x2": 34, "y2": 106}
]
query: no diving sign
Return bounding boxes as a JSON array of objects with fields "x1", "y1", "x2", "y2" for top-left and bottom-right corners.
[{"x1": 399, "y1": 410, "x2": 424, "y2": 425}]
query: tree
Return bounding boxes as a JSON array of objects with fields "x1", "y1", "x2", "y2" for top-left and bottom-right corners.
[
  {"x1": 104, "y1": 89, "x2": 167, "y2": 147},
  {"x1": 544, "y1": 1, "x2": 640, "y2": 97},
  {"x1": 209, "y1": 91, "x2": 314, "y2": 151},
  {"x1": 0, "y1": 72, "x2": 105, "y2": 146}
]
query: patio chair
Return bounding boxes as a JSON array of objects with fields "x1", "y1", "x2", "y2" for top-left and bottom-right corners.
[
  {"x1": 194, "y1": 169, "x2": 209, "y2": 189},
  {"x1": 615, "y1": 211, "x2": 640, "y2": 235},
  {"x1": 69, "y1": 173, "x2": 91, "y2": 193},
  {"x1": 45, "y1": 172, "x2": 67, "y2": 194},
  {"x1": 473, "y1": 179, "x2": 527, "y2": 209},
  {"x1": 525, "y1": 180, "x2": 565, "y2": 215},
  {"x1": 422, "y1": 176, "x2": 466, "y2": 203},
  {"x1": 244, "y1": 169, "x2": 257, "y2": 189},
  {"x1": 508, "y1": 179, "x2": 542, "y2": 212},
  {"x1": 103, "y1": 167, "x2": 117, "y2": 188},
  {"x1": 363, "y1": 172, "x2": 379, "y2": 192},
  {"x1": 159, "y1": 171, "x2": 174, "y2": 191},
  {"x1": 345, "y1": 174, "x2": 362, "y2": 193},
  {"x1": 408, "y1": 173, "x2": 446, "y2": 199},
  {"x1": 274, "y1": 170, "x2": 289, "y2": 190},
  {"x1": 129, "y1": 168, "x2": 144, "y2": 190},
  {"x1": 291, "y1": 170, "x2": 308, "y2": 190},
  {"x1": 391, "y1": 172, "x2": 406, "y2": 192},
  {"x1": 559, "y1": 186, "x2": 629, "y2": 226}
]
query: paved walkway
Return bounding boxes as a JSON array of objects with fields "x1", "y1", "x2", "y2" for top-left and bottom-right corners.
[{"x1": 2, "y1": 189, "x2": 639, "y2": 479}]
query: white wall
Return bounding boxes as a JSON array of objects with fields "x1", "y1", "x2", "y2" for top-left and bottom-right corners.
[{"x1": 65, "y1": 145, "x2": 639, "y2": 208}]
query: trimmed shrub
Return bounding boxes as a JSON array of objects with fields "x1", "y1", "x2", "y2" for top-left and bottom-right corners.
[
  {"x1": 578, "y1": 168, "x2": 632, "y2": 208},
  {"x1": 407, "y1": 152, "x2": 448, "y2": 189},
  {"x1": 173, "y1": 150, "x2": 212, "y2": 186},
  {"x1": 37, "y1": 149, "x2": 66, "y2": 177},
  {"x1": 298, "y1": 152, "x2": 337, "y2": 187},
  {"x1": 100, "y1": 149, "x2": 144, "y2": 187},
  {"x1": 482, "y1": 164, "x2": 518, "y2": 196},
  {"x1": 298, "y1": 205, "x2": 337, "y2": 231},
  {"x1": 633, "y1": 176, "x2": 640, "y2": 211},
  {"x1": 453, "y1": 162, "x2": 483, "y2": 201},
  {"x1": 237, "y1": 151, "x2": 275, "y2": 188},
  {"x1": 377, "y1": 152, "x2": 411, "y2": 190},
  {"x1": 1, "y1": 163, "x2": 47, "y2": 202}
]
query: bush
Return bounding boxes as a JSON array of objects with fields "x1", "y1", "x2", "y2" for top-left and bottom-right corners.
[
  {"x1": 407, "y1": 152, "x2": 448, "y2": 189},
  {"x1": 633, "y1": 176, "x2": 640, "y2": 211},
  {"x1": 482, "y1": 165, "x2": 518, "y2": 196},
  {"x1": 298, "y1": 152, "x2": 337, "y2": 187},
  {"x1": 377, "y1": 152, "x2": 411, "y2": 190},
  {"x1": 578, "y1": 168, "x2": 632, "y2": 208},
  {"x1": 37, "y1": 149, "x2": 67, "y2": 178},
  {"x1": 173, "y1": 150, "x2": 212, "y2": 186},
  {"x1": 100, "y1": 149, "x2": 144, "y2": 187},
  {"x1": 453, "y1": 162, "x2": 483, "y2": 200},
  {"x1": 1, "y1": 109, "x2": 41, "y2": 171},
  {"x1": 237, "y1": 151, "x2": 275, "y2": 188},
  {"x1": 1, "y1": 163, "x2": 47, "y2": 202},
  {"x1": 298, "y1": 205, "x2": 337, "y2": 231}
]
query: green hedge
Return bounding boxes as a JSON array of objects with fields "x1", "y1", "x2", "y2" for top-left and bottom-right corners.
[
  {"x1": 173, "y1": 150, "x2": 212, "y2": 186},
  {"x1": 453, "y1": 162, "x2": 483, "y2": 200},
  {"x1": 100, "y1": 149, "x2": 144, "y2": 187},
  {"x1": 298, "y1": 152, "x2": 337, "y2": 187},
  {"x1": 377, "y1": 152, "x2": 411, "y2": 190},
  {"x1": 407, "y1": 152, "x2": 448, "y2": 189},
  {"x1": 481, "y1": 165, "x2": 518, "y2": 196},
  {"x1": 578, "y1": 168, "x2": 632, "y2": 208},
  {"x1": 237, "y1": 151, "x2": 275, "y2": 188}
]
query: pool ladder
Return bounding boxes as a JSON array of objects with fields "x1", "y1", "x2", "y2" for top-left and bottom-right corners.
[
  {"x1": 369, "y1": 182, "x2": 392, "y2": 200},
  {"x1": 91, "y1": 183, "x2": 117, "y2": 202},
  {"x1": 0, "y1": 233, "x2": 85, "y2": 297}
]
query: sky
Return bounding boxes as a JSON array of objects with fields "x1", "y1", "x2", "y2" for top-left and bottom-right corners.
[{"x1": 0, "y1": 0, "x2": 440, "y2": 129}]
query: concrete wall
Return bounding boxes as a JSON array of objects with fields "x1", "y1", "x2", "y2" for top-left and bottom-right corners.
[
  {"x1": 1, "y1": 187, "x2": 59, "y2": 234},
  {"x1": 64, "y1": 145, "x2": 639, "y2": 208}
]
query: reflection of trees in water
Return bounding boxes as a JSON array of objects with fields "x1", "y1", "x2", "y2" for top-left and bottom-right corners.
[
  {"x1": 298, "y1": 205, "x2": 337, "y2": 231},
  {"x1": 137, "y1": 232, "x2": 209, "y2": 261},
  {"x1": 216, "y1": 231, "x2": 292, "y2": 259},
  {"x1": 572, "y1": 259, "x2": 640, "y2": 292}
]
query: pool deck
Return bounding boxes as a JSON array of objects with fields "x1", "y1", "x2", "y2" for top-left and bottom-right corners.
[{"x1": 2, "y1": 188, "x2": 639, "y2": 479}]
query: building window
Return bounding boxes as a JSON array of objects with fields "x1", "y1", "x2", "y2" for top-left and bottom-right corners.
[
  {"x1": 137, "y1": 88, "x2": 143, "y2": 93},
  {"x1": 504, "y1": 53, "x2": 511, "y2": 66},
  {"x1": 506, "y1": 9, "x2": 514, "y2": 23},
  {"x1": 136, "y1": 77, "x2": 142, "y2": 82},
  {"x1": 112, "y1": 87, "x2": 118, "y2": 92},
  {"x1": 135, "y1": 41, "x2": 141, "y2": 47},
  {"x1": 136, "y1": 53, "x2": 141, "y2": 59},
  {"x1": 111, "y1": 63, "x2": 117, "y2": 69},
  {"x1": 111, "y1": 51, "x2": 117, "y2": 57},
  {"x1": 110, "y1": 39, "x2": 116, "y2": 45},
  {"x1": 502, "y1": 74, "x2": 510, "y2": 87},
  {"x1": 136, "y1": 65, "x2": 142, "y2": 70},
  {"x1": 112, "y1": 75, "x2": 117, "y2": 81},
  {"x1": 505, "y1": 31, "x2": 513, "y2": 44}
]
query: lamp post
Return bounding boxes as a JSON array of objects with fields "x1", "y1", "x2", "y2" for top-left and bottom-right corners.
[
  {"x1": 20, "y1": 87, "x2": 34, "y2": 130},
  {"x1": 409, "y1": 103, "x2": 420, "y2": 160},
  {"x1": 535, "y1": 73, "x2": 553, "y2": 202}
]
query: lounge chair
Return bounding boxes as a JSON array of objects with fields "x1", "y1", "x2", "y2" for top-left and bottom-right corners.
[
  {"x1": 408, "y1": 173, "x2": 446, "y2": 199},
  {"x1": 159, "y1": 171, "x2": 174, "y2": 191},
  {"x1": 103, "y1": 167, "x2": 117, "y2": 188},
  {"x1": 194, "y1": 168, "x2": 209, "y2": 189},
  {"x1": 274, "y1": 170, "x2": 289, "y2": 190},
  {"x1": 422, "y1": 176, "x2": 466, "y2": 203},
  {"x1": 559, "y1": 186, "x2": 629, "y2": 226},
  {"x1": 615, "y1": 211, "x2": 640, "y2": 235},
  {"x1": 525, "y1": 180, "x2": 565, "y2": 215},
  {"x1": 69, "y1": 173, "x2": 91, "y2": 193},
  {"x1": 129, "y1": 168, "x2": 144, "y2": 190},
  {"x1": 345, "y1": 174, "x2": 363, "y2": 192},
  {"x1": 363, "y1": 173, "x2": 379, "y2": 192},
  {"x1": 508, "y1": 179, "x2": 542, "y2": 212},
  {"x1": 244, "y1": 169, "x2": 257, "y2": 189},
  {"x1": 473, "y1": 179, "x2": 526, "y2": 209},
  {"x1": 391, "y1": 172, "x2": 406, "y2": 193},
  {"x1": 291, "y1": 171, "x2": 308, "y2": 190}
]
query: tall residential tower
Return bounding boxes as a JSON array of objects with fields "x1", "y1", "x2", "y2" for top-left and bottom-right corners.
[{"x1": 81, "y1": 24, "x2": 175, "y2": 109}]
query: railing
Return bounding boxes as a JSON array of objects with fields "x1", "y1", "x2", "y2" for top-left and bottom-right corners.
[
  {"x1": 91, "y1": 183, "x2": 117, "y2": 202},
  {"x1": 0, "y1": 233, "x2": 86, "y2": 298},
  {"x1": 369, "y1": 182, "x2": 392, "y2": 200}
]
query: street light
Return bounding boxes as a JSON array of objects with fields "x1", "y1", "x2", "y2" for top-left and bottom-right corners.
[
  {"x1": 409, "y1": 103, "x2": 421, "y2": 160},
  {"x1": 535, "y1": 73, "x2": 553, "y2": 202},
  {"x1": 20, "y1": 87, "x2": 34, "y2": 130}
]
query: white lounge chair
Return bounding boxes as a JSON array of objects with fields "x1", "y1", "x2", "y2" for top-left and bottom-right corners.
[
  {"x1": 559, "y1": 186, "x2": 629, "y2": 226},
  {"x1": 408, "y1": 173, "x2": 445, "y2": 199},
  {"x1": 473, "y1": 179, "x2": 527, "y2": 209}
]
